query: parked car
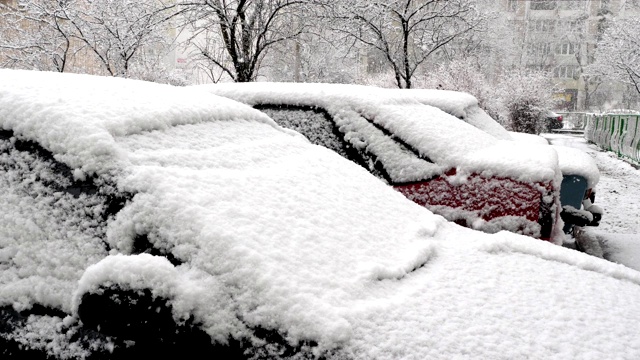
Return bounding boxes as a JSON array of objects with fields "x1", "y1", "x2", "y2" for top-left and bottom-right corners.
[
  {"x1": 544, "y1": 110, "x2": 564, "y2": 132},
  {"x1": 196, "y1": 82, "x2": 563, "y2": 241},
  {"x1": 400, "y1": 91, "x2": 603, "y2": 237},
  {"x1": 4, "y1": 70, "x2": 640, "y2": 360},
  {"x1": 364, "y1": 86, "x2": 603, "y2": 239}
]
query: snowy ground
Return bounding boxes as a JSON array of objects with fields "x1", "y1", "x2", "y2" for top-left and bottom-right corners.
[{"x1": 542, "y1": 133, "x2": 640, "y2": 271}]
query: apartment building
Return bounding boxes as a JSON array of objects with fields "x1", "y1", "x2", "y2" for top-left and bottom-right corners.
[{"x1": 502, "y1": 0, "x2": 639, "y2": 111}]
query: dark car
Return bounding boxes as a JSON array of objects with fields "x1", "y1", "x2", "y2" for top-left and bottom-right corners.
[{"x1": 545, "y1": 110, "x2": 564, "y2": 132}]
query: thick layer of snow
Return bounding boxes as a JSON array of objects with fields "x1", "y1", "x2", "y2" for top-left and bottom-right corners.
[
  {"x1": 552, "y1": 145, "x2": 601, "y2": 188},
  {"x1": 0, "y1": 69, "x2": 286, "y2": 176},
  {"x1": 509, "y1": 131, "x2": 550, "y2": 145},
  {"x1": 598, "y1": 233, "x2": 640, "y2": 272},
  {"x1": 383, "y1": 88, "x2": 514, "y2": 140},
  {"x1": 196, "y1": 82, "x2": 560, "y2": 185},
  {"x1": 2, "y1": 71, "x2": 640, "y2": 359},
  {"x1": 511, "y1": 131, "x2": 600, "y2": 188}
]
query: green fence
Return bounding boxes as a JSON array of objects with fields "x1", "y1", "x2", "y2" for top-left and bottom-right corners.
[{"x1": 585, "y1": 114, "x2": 640, "y2": 164}]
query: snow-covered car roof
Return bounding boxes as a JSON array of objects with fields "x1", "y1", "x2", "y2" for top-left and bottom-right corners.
[
  {"x1": 195, "y1": 82, "x2": 559, "y2": 185},
  {"x1": 379, "y1": 88, "x2": 514, "y2": 140},
  {"x1": 2, "y1": 70, "x2": 640, "y2": 359}
]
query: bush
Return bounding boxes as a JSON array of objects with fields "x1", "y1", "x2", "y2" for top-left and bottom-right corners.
[
  {"x1": 497, "y1": 69, "x2": 559, "y2": 134},
  {"x1": 422, "y1": 60, "x2": 559, "y2": 133}
]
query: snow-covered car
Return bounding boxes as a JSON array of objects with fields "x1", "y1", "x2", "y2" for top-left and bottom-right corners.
[
  {"x1": 367, "y1": 86, "x2": 603, "y2": 238},
  {"x1": 196, "y1": 82, "x2": 563, "y2": 241},
  {"x1": 5, "y1": 70, "x2": 640, "y2": 359},
  {"x1": 510, "y1": 131, "x2": 603, "y2": 236},
  {"x1": 545, "y1": 110, "x2": 564, "y2": 132}
]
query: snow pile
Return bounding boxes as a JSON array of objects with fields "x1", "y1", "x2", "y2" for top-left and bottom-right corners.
[
  {"x1": 103, "y1": 119, "x2": 446, "y2": 348},
  {"x1": 2, "y1": 70, "x2": 640, "y2": 359}
]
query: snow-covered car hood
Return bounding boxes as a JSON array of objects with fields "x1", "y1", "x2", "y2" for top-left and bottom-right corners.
[
  {"x1": 195, "y1": 82, "x2": 560, "y2": 185},
  {"x1": 1, "y1": 70, "x2": 639, "y2": 359}
]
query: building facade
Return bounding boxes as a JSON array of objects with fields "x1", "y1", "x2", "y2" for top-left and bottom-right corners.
[{"x1": 502, "y1": 0, "x2": 639, "y2": 111}]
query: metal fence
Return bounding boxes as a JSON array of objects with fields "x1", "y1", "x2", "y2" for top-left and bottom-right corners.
[{"x1": 585, "y1": 114, "x2": 640, "y2": 164}]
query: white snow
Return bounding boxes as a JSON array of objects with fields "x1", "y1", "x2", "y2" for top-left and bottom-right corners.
[
  {"x1": 2, "y1": 70, "x2": 640, "y2": 359},
  {"x1": 510, "y1": 131, "x2": 600, "y2": 188},
  {"x1": 552, "y1": 145, "x2": 601, "y2": 188},
  {"x1": 509, "y1": 131, "x2": 550, "y2": 145},
  {"x1": 383, "y1": 88, "x2": 514, "y2": 140},
  {"x1": 0, "y1": 69, "x2": 286, "y2": 176}
]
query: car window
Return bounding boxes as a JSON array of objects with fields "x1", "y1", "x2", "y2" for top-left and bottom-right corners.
[
  {"x1": 256, "y1": 104, "x2": 392, "y2": 181},
  {"x1": 256, "y1": 105, "x2": 350, "y2": 158},
  {"x1": 255, "y1": 105, "x2": 441, "y2": 184},
  {"x1": 0, "y1": 130, "x2": 113, "y2": 315}
]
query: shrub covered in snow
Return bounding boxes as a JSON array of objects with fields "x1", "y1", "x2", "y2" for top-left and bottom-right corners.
[{"x1": 423, "y1": 59, "x2": 559, "y2": 134}]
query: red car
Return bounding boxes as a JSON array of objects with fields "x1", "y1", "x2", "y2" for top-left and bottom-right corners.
[{"x1": 198, "y1": 83, "x2": 563, "y2": 241}]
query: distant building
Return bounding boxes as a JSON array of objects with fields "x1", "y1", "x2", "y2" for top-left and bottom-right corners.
[{"x1": 502, "y1": 0, "x2": 639, "y2": 111}]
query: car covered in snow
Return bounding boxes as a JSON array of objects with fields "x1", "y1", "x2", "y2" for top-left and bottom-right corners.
[
  {"x1": 195, "y1": 82, "x2": 563, "y2": 241},
  {"x1": 510, "y1": 131, "x2": 603, "y2": 236},
  {"x1": 3, "y1": 70, "x2": 640, "y2": 359},
  {"x1": 375, "y1": 89, "x2": 604, "y2": 237}
]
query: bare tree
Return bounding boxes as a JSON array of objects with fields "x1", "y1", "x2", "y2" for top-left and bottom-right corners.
[
  {"x1": 63, "y1": 0, "x2": 179, "y2": 77},
  {"x1": 262, "y1": 31, "x2": 359, "y2": 83},
  {"x1": 592, "y1": 17, "x2": 640, "y2": 97},
  {"x1": 0, "y1": 0, "x2": 179, "y2": 78},
  {"x1": 327, "y1": 0, "x2": 485, "y2": 89},
  {"x1": 0, "y1": 0, "x2": 75, "y2": 72},
  {"x1": 180, "y1": 0, "x2": 314, "y2": 82}
]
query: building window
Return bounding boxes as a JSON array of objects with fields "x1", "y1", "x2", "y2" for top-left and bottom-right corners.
[
  {"x1": 558, "y1": 1, "x2": 585, "y2": 10},
  {"x1": 528, "y1": 19, "x2": 556, "y2": 32},
  {"x1": 508, "y1": 0, "x2": 518, "y2": 11},
  {"x1": 527, "y1": 42, "x2": 553, "y2": 57},
  {"x1": 554, "y1": 65, "x2": 580, "y2": 79},
  {"x1": 531, "y1": 0, "x2": 556, "y2": 10},
  {"x1": 556, "y1": 43, "x2": 579, "y2": 55},
  {"x1": 558, "y1": 20, "x2": 585, "y2": 34}
]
